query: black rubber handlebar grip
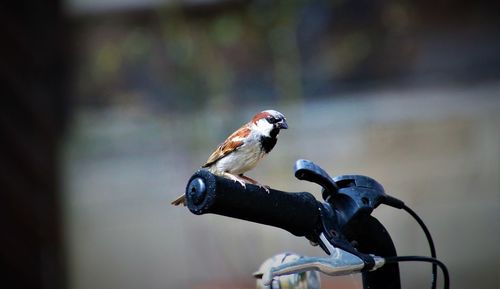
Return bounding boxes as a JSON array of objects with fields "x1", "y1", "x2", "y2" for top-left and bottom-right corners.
[{"x1": 185, "y1": 170, "x2": 321, "y2": 237}]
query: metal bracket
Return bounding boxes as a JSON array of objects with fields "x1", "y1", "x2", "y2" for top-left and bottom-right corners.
[{"x1": 262, "y1": 233, "x2": 385, "y2": 285}]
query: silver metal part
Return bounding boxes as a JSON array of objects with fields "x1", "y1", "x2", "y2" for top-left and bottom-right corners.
[
  {"x1": 254, "y1": 253, "x2": 321, "y2": 289},
  {"x1": 372, "y1": 255, "x2": 386, "y2": 271},
  {"x1": 261, "y1": 233, "x2": 384, "y2": 286}
]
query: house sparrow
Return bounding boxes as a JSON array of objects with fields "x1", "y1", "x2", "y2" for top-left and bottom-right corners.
[{"x1": 171, "y1": 109, "x2": 288, "y2": 206}]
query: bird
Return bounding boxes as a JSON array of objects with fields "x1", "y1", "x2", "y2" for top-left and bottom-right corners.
[{"x1": 171, "y1": 109, "x2": 288, "y2": 206}]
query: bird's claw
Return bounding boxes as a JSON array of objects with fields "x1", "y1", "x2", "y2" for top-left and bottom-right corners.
[
  {"x1": 234, "y1": 179, "x2": 246, "y2": 188},
  {"x1": 233, "y1": 178, "x2": 247, "y2": 189}
]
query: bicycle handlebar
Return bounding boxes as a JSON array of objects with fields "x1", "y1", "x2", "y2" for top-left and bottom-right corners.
[
  {"x1": 185, "y1": 170, "x2": 322, "y2": 238},
  {"x1": 182, "y1": 165, "x2": 447, "y2": 289}
]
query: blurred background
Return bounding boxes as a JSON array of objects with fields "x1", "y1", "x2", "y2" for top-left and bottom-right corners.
[{"x1": 1, "y1": 1, "x2": 499, "y2": 289}]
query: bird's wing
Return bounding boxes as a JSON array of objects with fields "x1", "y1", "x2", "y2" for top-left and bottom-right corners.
[{"x1": 202, "y1": 125, "x2": 251, "y2": 168}]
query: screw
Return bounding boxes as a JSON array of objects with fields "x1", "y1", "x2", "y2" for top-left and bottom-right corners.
[{"x1": 188, "y1": 177, "x2": 206, "y2": 205}]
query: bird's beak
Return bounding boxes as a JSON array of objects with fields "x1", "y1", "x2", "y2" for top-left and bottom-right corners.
[{"x1": 277, "y1": 120, "x2": 288, "y2": 129}]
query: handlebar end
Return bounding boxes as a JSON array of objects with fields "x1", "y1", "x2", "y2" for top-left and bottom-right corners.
[{"x1": 185, "y1": 170, "x2": 217, "y2": 215}]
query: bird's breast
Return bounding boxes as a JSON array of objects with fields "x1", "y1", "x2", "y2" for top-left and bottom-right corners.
[{"x1": 212, "y1": 138, "x2": 267, "y2": 174}]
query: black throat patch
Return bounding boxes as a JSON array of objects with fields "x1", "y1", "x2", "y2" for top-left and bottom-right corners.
[
  {"x1": 260, "y1": 135, "x2": 278, "y2": 154},
  {"x1": 260, "y1": 129, "x2": 278, "y2": 154}
]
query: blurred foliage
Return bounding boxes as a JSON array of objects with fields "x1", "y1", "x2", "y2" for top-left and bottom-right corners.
[{"x1": 71, "y1": 0, "x2": 500, "y2": 112}]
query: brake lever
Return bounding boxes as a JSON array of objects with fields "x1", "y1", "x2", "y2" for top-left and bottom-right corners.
[
  {"x1": 262, "y1": 233, "x2": 385, "y2": 286},
  {"x1": 294, "y1": 159, "x2": 339, "y2": 195},
  {"x1": 293, "y1": 159, "x2": 382, "y2": 272}
]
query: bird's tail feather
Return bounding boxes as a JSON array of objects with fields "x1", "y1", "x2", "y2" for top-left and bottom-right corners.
[{"x1": 171, "y1": 194, "x2": 186, "y2": 206}]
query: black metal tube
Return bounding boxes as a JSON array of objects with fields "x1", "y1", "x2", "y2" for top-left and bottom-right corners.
[{"x1": 344, "y1": 216, "x2": 401, "y2": 289}]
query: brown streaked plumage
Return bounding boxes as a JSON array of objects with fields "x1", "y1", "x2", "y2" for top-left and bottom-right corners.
[
  {"x1": 171, "y1": 109, "x2": 288, "y2": 206},
  {"x1": 202, "y1": 126, "x2": 251, "y2": 168}
]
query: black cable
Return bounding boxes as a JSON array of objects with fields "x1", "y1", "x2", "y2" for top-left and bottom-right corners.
[
  {"x1": 402, "y1": 204, "x2": 438, "y2": 289},
  {"x1": 385, "y1": 256, "x2": 449, "y2": 289},
  {"x1": 382, "y1": 195, "x2": 438, "y2": 289}
]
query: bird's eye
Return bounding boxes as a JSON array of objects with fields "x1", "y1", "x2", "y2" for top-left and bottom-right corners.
[{"x1": 267, "y1": 116, "x2": 278, "y2": 123}]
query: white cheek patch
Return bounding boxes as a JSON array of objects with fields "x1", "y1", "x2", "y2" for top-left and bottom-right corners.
[{"x1": 253, "y1": 119, "x2": 274, "y2": 137}]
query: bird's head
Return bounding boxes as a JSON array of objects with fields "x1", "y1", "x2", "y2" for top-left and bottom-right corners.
[{"x1": 251, "y1": 109, "x2": 288, "y2": 138}]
